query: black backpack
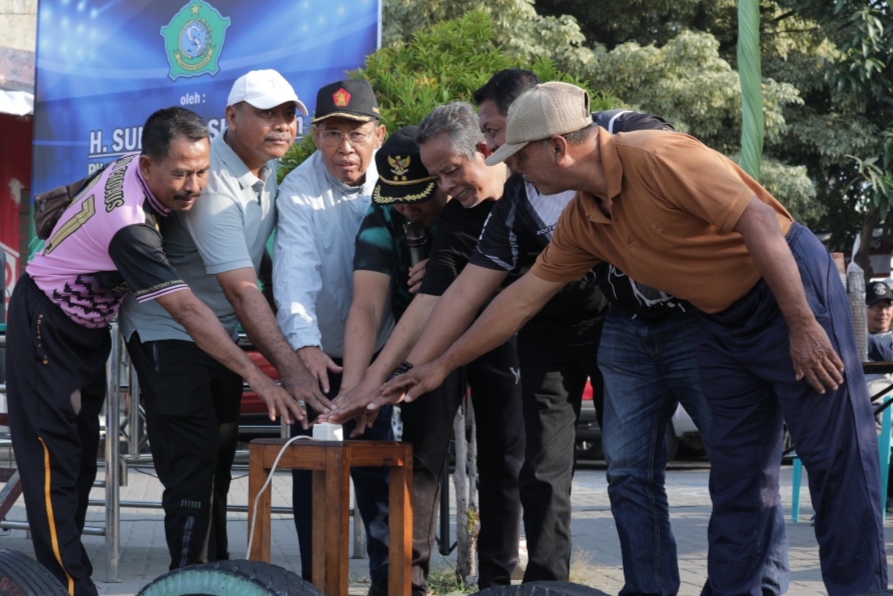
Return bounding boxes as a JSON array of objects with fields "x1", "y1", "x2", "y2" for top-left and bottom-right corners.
[{"x1": 33, "y1": 164, "x2": 108, "y2": 240}]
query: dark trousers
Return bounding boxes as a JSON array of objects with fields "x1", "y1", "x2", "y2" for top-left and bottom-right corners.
[
  {"x1": 126, "y1": 335, "x2": 242, "y2": 570},
  {"x1": 517, "y1": 343, "x2": 603, "y2": 583},
  {"x1": 698, "y1": 223, "x2": 887, "y2": 596},
  {"x1": 291, "y1": 357, "x2": 394, "y2": 582},
  {"x1": 5, "y1": 274, "x2": 107, "y2": 596},
  {"x1": 401, "y1": 337, "x2": 525, "y2": 593}
]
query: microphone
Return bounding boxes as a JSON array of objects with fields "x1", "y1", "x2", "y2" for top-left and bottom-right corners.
[{"x1": 406, "y1": 222, "x2": 426, "y2": 267}]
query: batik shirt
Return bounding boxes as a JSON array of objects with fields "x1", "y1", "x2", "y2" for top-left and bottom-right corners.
[{"x1": 27, "y1": 153, "x2": 188, "y2": 329}]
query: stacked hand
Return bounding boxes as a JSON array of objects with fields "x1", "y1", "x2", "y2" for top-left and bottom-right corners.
[
  {"x1": 339, "y1": 360, "x2": 449, "y2": 435},
  {"x1": 298, "y1": 346, "x2": 343, "y2": 395},
  {"x1": 249, "y1": 375, "x2": 307, "y2": 427},
  {"x1": 378, "y1": 359, "x2": 449, "y2": 405},
  {"x1": 321, "y1": 380, "x2": 380, "y2": 425},
  {"x1": 280, "y1": 365, "x2": 333, "y2": 429}
]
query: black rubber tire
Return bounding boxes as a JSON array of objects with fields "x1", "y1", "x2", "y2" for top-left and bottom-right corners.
[
  {"x1": 0, "y1": 548, "x2": 70, "y2": 596},
  {"x1": 475, "y1": 580, "x2": 612, "y2": 596},
  {"x1": 137, "y1": 559, "x2": 323, "y2": 596}
]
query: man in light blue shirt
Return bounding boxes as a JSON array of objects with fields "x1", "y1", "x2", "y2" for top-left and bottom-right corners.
[{"x1": 274, "y1": 78, "x2": 393, "y2": 594}]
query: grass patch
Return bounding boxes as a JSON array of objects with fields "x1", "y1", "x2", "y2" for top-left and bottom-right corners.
[
  {"x1": 569, "y1": 548, "x2": 623, "y2": 593},
  {"x1": 426, "y1": 568, "x2": 477, "y2": 595}
]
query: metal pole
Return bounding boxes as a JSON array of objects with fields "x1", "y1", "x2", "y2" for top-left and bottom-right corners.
[
  {"x1": 104, "y1": 321, "x2": 121, "y2": 583},
  {"x1": 128, "y1": 362, "x2": 141, "y2": 458},
  {"x1": 0, "y1": 520, "x2": 106, "y2": 536},
  {"x1": 351, "y1": 481, "x2": 367, "y2": 558},
  {"x1": 738, "y1": 0, "x2": 764, "y2": 181},
  {"x1": 438, "y1": 453, "x2": 451, "y2": 555}
]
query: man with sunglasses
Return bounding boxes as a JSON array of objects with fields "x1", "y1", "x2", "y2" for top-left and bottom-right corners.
[{"x1": 274, "y1": 78, "x2": 393, "y2": 594}]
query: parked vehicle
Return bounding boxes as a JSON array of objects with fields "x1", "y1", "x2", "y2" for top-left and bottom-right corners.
[
  {"x1": 239, "y1": 350, "x2": 285, "y2": 441},
  {"x1": 574, "y1": 380, "x2": 602, "y2": 460}
]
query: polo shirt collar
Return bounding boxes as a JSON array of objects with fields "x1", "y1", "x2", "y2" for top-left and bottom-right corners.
[
  {"x1": 136, "y1": 162, "x2": 171, "y2": 217},
  {"x1": 217, "y1": 132, "x2": 270, "y2": 192},
  {"x1": 583, "y1": 129, "x2": 623, "y2": 224}
]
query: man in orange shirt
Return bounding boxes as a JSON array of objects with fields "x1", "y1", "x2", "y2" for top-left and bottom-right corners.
[{"x1": 382, "y1": 83, "x2": 887, "y2": 595}]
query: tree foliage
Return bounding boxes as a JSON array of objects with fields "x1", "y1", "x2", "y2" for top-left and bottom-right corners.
[
  {"x1": 280, "y1": 0, "x2": 893, "y2": 241},
  {"x1": 280, "y1": 9, "x2": 612, "y2": 178},
  {"x1": 381, "y1": 0, "x2": 893, "y2": 239}
]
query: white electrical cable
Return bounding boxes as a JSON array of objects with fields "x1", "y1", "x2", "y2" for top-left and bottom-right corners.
[{"x1": 245, "y1": 435, "x2": 313, "y2": 559}]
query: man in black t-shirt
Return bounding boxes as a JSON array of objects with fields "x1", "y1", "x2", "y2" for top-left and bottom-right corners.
[{"x1": 417, "y1": 76, "x2": 613, "y2": 583}]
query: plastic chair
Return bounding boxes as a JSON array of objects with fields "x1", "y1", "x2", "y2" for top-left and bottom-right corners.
[{"x1": 791, "y1": 394, "x2": 893, "y2": 522}]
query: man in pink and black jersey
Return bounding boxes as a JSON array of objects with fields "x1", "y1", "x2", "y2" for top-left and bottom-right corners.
[{"x1": 5, "y1": 107, "x2": 306, "y2": 596}]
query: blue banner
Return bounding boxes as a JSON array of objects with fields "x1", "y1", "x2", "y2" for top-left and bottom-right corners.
[{"x1": 32, "y1": 0, "x2": 381, "y2": 192}]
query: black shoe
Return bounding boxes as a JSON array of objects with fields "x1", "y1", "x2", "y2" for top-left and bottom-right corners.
[{"x1": 368, "y1": 579, "x2": 389, "y2": 596}]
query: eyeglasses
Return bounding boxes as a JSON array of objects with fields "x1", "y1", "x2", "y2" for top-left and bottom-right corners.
[{"x1": 318, "y1": 129, "x2": 376, "y2": 147}]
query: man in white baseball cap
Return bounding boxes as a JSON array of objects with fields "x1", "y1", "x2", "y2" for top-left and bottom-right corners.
[
  {"x1": 121, "y1": 69, "x2": 325, "y2": 569},
  {"x1": 224, "y1": 69, "x2": 309, "y2": 172},
  {"x1": 227, "y1": 69, "x2": 309, "y2": 112}
]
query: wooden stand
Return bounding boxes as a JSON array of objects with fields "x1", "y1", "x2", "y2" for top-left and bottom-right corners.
[{"x1": 247, "y1": 438, "x2": 412, "y2": 596}]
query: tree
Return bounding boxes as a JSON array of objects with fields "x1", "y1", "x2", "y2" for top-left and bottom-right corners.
[
  {"x1": 289, "y1": 0, "x2": 891, "y2": 251},
  {"x1": 280, "y1": 9, "x2": 612, "y2": 178},
  {"x1": 381, "y1": 0, "x2": 820, "y2": 225},
  {"x1": 784, "y1": 0, "x2": 893, "y2": 274}
]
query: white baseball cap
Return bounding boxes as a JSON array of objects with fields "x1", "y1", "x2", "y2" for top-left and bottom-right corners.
[{"x1": 227, "y1": 69, "x2": 308, "y2": 115}]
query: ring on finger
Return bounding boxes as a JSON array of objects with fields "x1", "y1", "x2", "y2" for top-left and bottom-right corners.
[{"x1": 297, "y1": 400, "x2": 306, "y2": 408}]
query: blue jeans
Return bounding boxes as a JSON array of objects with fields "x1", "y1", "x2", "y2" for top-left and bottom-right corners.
[{"x1": 600, "y1": 308, "x2": 790, "y2": 596}]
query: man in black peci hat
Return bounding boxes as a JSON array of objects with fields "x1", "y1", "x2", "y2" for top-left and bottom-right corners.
[
  {"x1": 273, "y1": 78, "x2": 392, "y2": 593},
  {"x1": 340, "y1": 125, "x2": 449, "y2": 387}
]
